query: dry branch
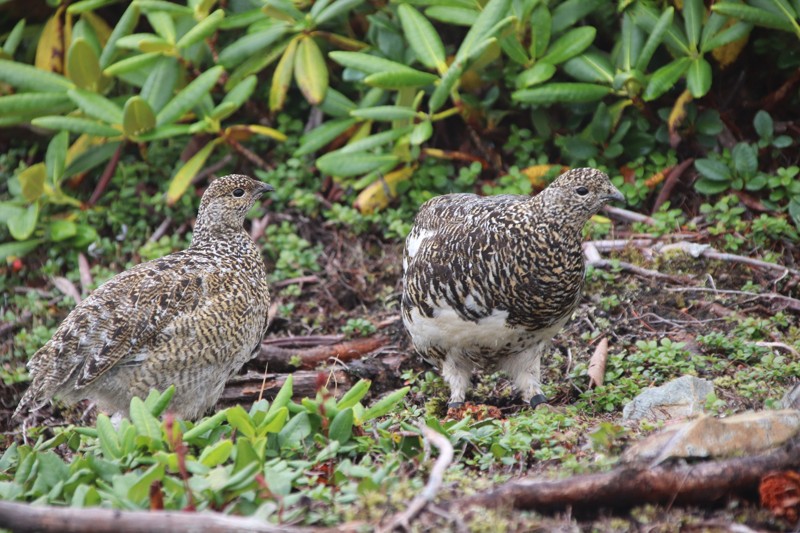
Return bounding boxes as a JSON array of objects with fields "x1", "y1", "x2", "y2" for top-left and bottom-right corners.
[
  {"x1": 219, "y1": 370, "x2": 351, "y2": 405},
  {"x1": 453, "y1": 435, "x2": 800, "y2": 515},
  {"x1": 254, "y1": 336, "x2": 388, "y2": 372},
  {"x1": 0, "y1": 501, "x2": 320, "y2": 533},
  {"x1": 379, "y1": 426, "x2": 455, "y2": 532}
]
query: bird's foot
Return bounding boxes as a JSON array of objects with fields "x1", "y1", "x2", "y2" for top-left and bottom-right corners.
[
  {"x1": 447, "y1": 401, "x2": 465, "y2": 409},
  {"x1": 529, "y1": 393, "x2": 548, "y2": 408}
]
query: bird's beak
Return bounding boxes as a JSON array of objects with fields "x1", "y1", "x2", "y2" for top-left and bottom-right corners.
[
  {"x1": 605, "y1": 186, "x2": 625, "y2": 203},
  {"x1": 255, "y1": 182, "x2": 275, "y2": 196}
]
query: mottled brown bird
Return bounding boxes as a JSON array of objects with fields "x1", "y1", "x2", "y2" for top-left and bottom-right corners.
[
  {"x1": 401, "y1": 168, "x2": 623, "y2": 407},
  {"x1": 15, "y1": 175, "x2": 273, "y2": 420}
]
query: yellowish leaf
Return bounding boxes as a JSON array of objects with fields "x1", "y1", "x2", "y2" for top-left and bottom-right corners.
[
  {"x1": 520, "y1": 164, "x2": 568, "y2": 189},
  {"x1": 293, "y1": 36, "x2": 328, "y2": 105},
  {"x1": 166, "y1": 138, "x2": 223, "y2": 205},
  {"x1": 712, "y1": 20, "x2": 749, "y2": 69},
  {"x1": 270, "y1": 37, "x2": 298, "y2": 112},
  {"x1": 668, "y1": 89, "x2": 693, "y2": 146},
  {"x1": 35, "y1": 6, "x2": 71, "y2": 74},
  {"x1": 18, "y1": 163, "x2": 46, "y2": 202},
  {"x1": 82, "y1": 12, "x2": 113, "y2": 47},
  {"x1": 224, "y1": 124, "x2": 287, "y2": 142},
  {"x1": 354, "y1": 166, "x2": 415, "y2": 214}
]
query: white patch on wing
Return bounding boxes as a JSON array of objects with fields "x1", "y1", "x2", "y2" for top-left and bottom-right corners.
[{"x1": 405, "y1": 229, "x2": 435, "y2": 261}]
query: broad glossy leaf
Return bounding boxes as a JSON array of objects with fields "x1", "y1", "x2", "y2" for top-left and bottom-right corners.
[
  {"x1": 330, "y1": 51, "x2": 413, "y2": 74},
  {"x1": 46, "y1": 131, "x2": 69, "y2": 184},
  {"x1": 294, "y1": 118, "x2": 357, "y2": 156},
  {"x1": 711, "y1": 3, "x2": 795, "y2": 32},
  {"x1": 455, "y1": 0, "x2": 511, "y2": 62},
  {"x1": 339, "y1": 126, "x2": 413, "y2": 153},
  {"x1": 500, "y1": 34, "x2": 529, "y2": 65},
  {"x1": 32, "y1": 116, "x2": 120, "y2": 137},
  {"x1": 0, "y1": 59, "x2": 73, "y2": 91},
  {"x1": 702, "y1": 21, "x2": 753, "y2": 53},
  {"x1": 214, "y1": 76, "x2": 257, "y2": 120},
  {"x1": 364, "y1": 70, "x2": 438, "y2": 89},
  {"x1": 315, "y1": 0, "x2": 365, "y2": 24},
  {"x1": 103, "y1": 52, "x2": 160, "y2": 77},
  {"x1": 410, "y1": 120, "x2": 433, "y2": 145},
  {"x1": 551, "y1": 0, "x2": 604, "y2": 33},
  {"x1": 512, "y1": 82, "x2": 610, "y2": 104},
  {"x1": 198, "y1": 439, "x2": 233, "y2": 467},
  {"x1": 182, "y1": 409, "x2": 229, "y2": 442},
  {"x1": 350, "y1": 106, "x2": 418, "y2": 121},
  {"x1": 694, "y1": 177, "x2": 730, "y2": 195},
  {"x1": 8, "y1": 203, "x2": 39, "y2": 241},
  {"x1": 540, "y1": 26, "x2": 596, "y2": 65},
  {"x1": 642, "y1": 57, "x2": 691, "y2": 101},
  {"x1": 166, "y1": 138, "x2": 223, "y2": 205},
  {"x1": 130, "y1": 396, "x2": 162, "y2": 441},
  {"x1": 218, "y1": 23, "x2": 290, "y2": 69},
  {"x1": 123, "y1": 96, "x2": 156, "y2": 137},
  {"x1": 95, "y1": 414, "x2": 122, "y2": 459},
  {"x1": 563, "y1": 52, "x2": 614, "y2": 84},
  {"x1": 99, "y1": 2, "x2": 139, "y2": 68},
  {"x1": 293, "y1": 36, "x2": 328, "y2": 105},
  {"x1": 156, "y1": 65, "x2": 223, "y2": 127},
  {"x1": 319, "y1": 88, "x2": 357, "y2": 118},
  {"x1": 18, "y1": 163, "x2": 46, "y2": 202},
  {"x1": 354, "y1": 166, "x2": 414, "y2": 213},
  {"x1": 732, "y1": 143, "x2": 758, "y2": 177},
  {"x1": 428, "y1": 58, "x2": 464, "y2": 113},
  {"x1": 398, "y1": 4, "x2": 447, "y2": 72},
  {"x1": 0, "y1": 93, "x2": 73, "y2": 117},
  {"x1": 316, "y1": 152, "x2": 400, "y2": 177},
  {"x1": 529, "y1": 4, "x2": 551, "y2": 59},
  {"x1": 227, "y1": 405, "x2": 256, "y2": 439},
  {"x1": 753, "y1": 110, "x2": 773, "y2": 140},
  {"x1": 516, "y1": 62, "x2": 556, "y2": 88},
  {"x1": 277, "y1": 412, "x2": 312, "y2": 448},
  {"x1": 65, "y1": 141, "x2": 119, "y2": 177},
  {"x1": 329, "y1": 408, "x2": 354, "y2": 444},
  {"x1": 147, "y1": 385, "x2": 175, "y2": 417},
  {"x1": 176, "y1": 9, "x2": 225, "y2": 49},
  {"x1": 270, "y1": 38, "x2": 298, "y2": 112},
  {"x1": 128, "y1": 463, "x2": 165, "y2": 504},
  {"x1": 683, "y1": 0, "x2": 704, "y2": 48},
  {"x1": 145, "y1": 11, "x2": 176, "y2": 44},
  {"x1": 694, "y1": 158, "x2": 731, "y2": 181},
  {"x1": 635, "y1": 7, "x2": 674, "y2": 72},
  {"x1": 631, "y1": 2, "x2": 690, "y2": 55},
  {"x1": 336, "y1": 379, "x2": 371, "y2": 409},
  {"x1": 425, "y1": 6, "x2": 477, "y2": 26},
  {"x1": 361, "y1": 386, "x2": 410, "y2": 422},
  {"x1": 686, "y1": 57, "x2": 711, "y2": 97},
  {"x1": 2, "y1": 19, "x2": 25, "y2": 56},
  {"x1": 141, "y1": 56, "x2": 180, "y2": 114},
  {"x1": 49, "y1": 220, "x2": 77, "y2": 242},
  {"x1": 263, "y1": 0, "x2": 304, "y2": 22},
  {"x1": 137, "y1": 0, "x2": 194, "y2": 15},
  {"x1": 67, "y1": 88, "x2": 123, "y2": 124}
]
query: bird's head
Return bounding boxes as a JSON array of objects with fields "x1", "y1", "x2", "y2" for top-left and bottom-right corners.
[
  {"x1": 537, "y1": 168, "x2": 624, "y2": 222},
  {"x1": 193, "y1": 175, "x2": 274, "y2": 240}
]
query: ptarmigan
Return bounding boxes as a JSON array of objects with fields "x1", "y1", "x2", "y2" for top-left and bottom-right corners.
[
  {"x1": 15, "y1": 175, "x2": 273, "y2": 420},
  {"x1": 401, "y1": 168, "x2": 623, "y2": 407}
]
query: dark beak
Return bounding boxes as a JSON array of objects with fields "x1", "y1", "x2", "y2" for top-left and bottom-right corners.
[
  {"x1": 605, "y1": 186, "x2": 625, "y2": 203},
  {"x1": 258, "y1": 182, "x2": 275, "y2": 193}
]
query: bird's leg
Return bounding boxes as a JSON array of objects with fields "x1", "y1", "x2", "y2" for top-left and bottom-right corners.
[
  {"x1": 442, "y1": 353, "x2": 471, "y2": 408},
  {"x1": 502, "y1": 347, "x2": 548, "y2": 407}
]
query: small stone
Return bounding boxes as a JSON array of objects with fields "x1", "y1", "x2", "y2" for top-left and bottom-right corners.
[
  {"x1": 781, "y1": 383, "x2": 800, "y2": 409},
  {"x1": 622, "y1": 375, "x2": 714, "y2": 422}
]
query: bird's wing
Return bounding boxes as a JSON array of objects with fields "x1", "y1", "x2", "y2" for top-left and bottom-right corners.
[{"x1": 66, "y1": 252, "x2": 209, "y2": 389}]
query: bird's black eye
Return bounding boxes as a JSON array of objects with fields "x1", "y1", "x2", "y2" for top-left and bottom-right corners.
[
  {"x1": 575, "y1": 186, "x2": 589, "y2": 196},
  {"x1": 232, "y1": 188, "x2": 245, "y2": 198}
]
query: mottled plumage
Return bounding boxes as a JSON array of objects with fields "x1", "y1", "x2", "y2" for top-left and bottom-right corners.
[
  {"x1": 401, "y1": 168, "x2": 623, "y2": 406},
  {"x1": 15, "y1": 175, "x2": 273, "y2": 420}
]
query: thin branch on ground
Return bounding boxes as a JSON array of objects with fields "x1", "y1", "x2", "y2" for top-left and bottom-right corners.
[
  {"x1": 77, "y1": 253, "x2": 93, "y2": 296},
  {"x1": 379, "y1": 426, "x2": 454, "y2": 532},
  {"x1": 667, "y1": 287, "x2": 800, "y2": 313},
  {"x1": 262, "y1": 334, "x2": 344, "y2": 347},
  {"x1": 603, "y1": 205, "x2": 656, "y2": 225},
  {"x1": 88, "y1": 142, "x2": 124, "y2": 207},
  {"x1": 651, "y1": 158, "x2": 694, "y2": 214},
  {"x1": 0, "y1": 501, "x2": 321, "y2": 533},
  {"x1": 588, "y1": 258, "x2": 690, "y2": 283},
  {"x1": 658, "y1": 242, "x2": 800, "y2": 277},
  {"x1": 255, "y1": 336, "x2": 388, "y2": 372},
  {"x1": 273, "y1": 275, "x2": 321, "y2": 288},
  {"x1": 148, "y1": 217, "x2": 173, "y2": 243}
]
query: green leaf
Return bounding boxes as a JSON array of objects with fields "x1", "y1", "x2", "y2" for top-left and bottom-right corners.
[
  {"x1": 67, "y1": 39, "x2": 102, "y2": 90},
  {"x1": 66, "y1": 141, "x2": 120, "y2": 177},
  {"x1": 214, "y1": 76, "x2": 257, "y2": 120},
  {"x1": 350, "y1": 106, "x2": 418, "y2": 121},
  {"x1": 198, "y1": 440, "x2": 233, "y2": 467},
  {"x1": 123, "y1": 96, "x2": 156, "y2": 138},
  {"x1": 128, "y1": 463, "x2": 164, "y2": 504},
  {"x1": 563, "y1": 52, "x2": 614, "y2": 84},
  {"x1": 183, "y1": 409, "x2": 229, "y2": 442},
  {"x1": 0, "y1": 239, "x2": 42, "y2": 260},
  {"x1": 277, "y1": 412, "x2": 312, "y2": 448},
  {"x1": 319, "y1": 88, "x2": 357, "y2": 118},
  {"x1": 711, "y1": 3, "x2": 796, "y2": 33},
  {"x1": 361, "y1": 386, "x2": 410, "y2": 422},
  {"x1": 551, "y1": 0, "x2": 603, "y2": 33},
  {"x1": 642, "y1": 57, "x2": 691, "y2": 101},
  {"x1": 455, "y1": 0, "x2": 511, "y2": 62},
  {"x1": 529, "y1": 4, "x2": 551, "y2": 59},
  {"x1": 398, "y1": 4, "x2": 447, "y2": 72},
  {"x1": 293, "y1": 36, "x2": 328, "y2": 105},
  {"x1": 732, "y1": 143, "x2": 758, "y2": 177},
  {"x1": 317, "y1": 152, "x2": 399, "y2": 177},
  {"x1": 339, "y1": 126, "x2": 413, "y2": 154},
  {"x1": 148, "y1": 385, "x2": 175, "y2": 417},
  {"x1": 294, "y1": 118, "x2": 357, "y2": 157},
  {"x1": 701, "y1": 21, "x2": 753, "y2": 53},
  {"x1": 257, "y1": 406, "x2": 289, "y2": 435},
  {"x1": 67, "y1": 88, "x2": 123, "y2": 125},
  {"x1": 428, "y1": 58, "x2": 464, "y2": 113},
  {"x1": 512, "y1": 82, "x2": 611, "y2": 104},
  {"x1": 686, "y1": 57, "x2": 711, "y2": 97},
  {"x1": 32, "y1": 116, "x2": 120, "y2": 137},
  {"x1": 410, "y1": 120, "x2": 433, "y2": 145},
  {"x1": 177, "y1": 9, "x2": 225, "y2": 49},
  {"x1": 0, "y1": 93, "x2": 73, "y2": 117},
  {"x1": 631, "y1": 2, "x2": 689, "y2": 55},
  {"x1": 270, "y1": 38, "x2": 298, "y2": 112},
  {"x1": 141, "y1": 57, "x2": 180, "y2": 114},
  {"x1": 46, "y1": 130, "x2": 69, "y2": 184},
  {"x1": 329, "y1": 407, "x2": 354, "y2": 444},
  {"x1": 336, "y1": 379, "x2": 371, "y2": 409},
  {"x1": 0, "y1": 59, "x2": 73, "y2": 91},
  {"x1": 130, "y1": 397, "x2": 163, "y2": 442},
  {"x1": 146, "y1": 11, "x2": 176, "y2": 44},
  {"x1": 267, "y1": 374, "x2": 294, "y2": 418},
  {"x1": 227, "y1": 405, "x2": 257, "y2": 439},
  {"x1": 49, "y1": 220, "x2": 77, "y2": 242},
  {"x1": 156, "y1": 65, "x2": 224, "y2": 127},
  {"x1": 165, "y1": 138, "x2": 223, "y2": 205},
  {"x1": 635, "y1": 7, "x2": 674, "y2": 71},
  {"x1": 694, "y1": 158, "x2": 731, "y2": 181},
  {"x1": 683, "y1": 0, "x2": 704, "y2": 48},
  {"x1": 18, "y1": 163, "x2": 46, "y2": 202},
  {"x1": 7, "y1": 203, "x2": 39, "y2": 241},
  {"x1": 694, "y1": 177, "x2": 730, "y2": 195},
  {"x1": 425, "y1": 6, "x2": 477, "y2": 26},
  {"x1": 516, "y1": 62, "x2": 556, "y2": 88},
  {"x1": 3, "y1": 19, "x2": 26, "y2": 56},
  {"x1": 96, "y1": 414, "x2": 122, "y2": 459},
  {"x1": 330, "y1": 51, "x2": 412, "y2": 75},
  {"x1": 753, "y1": 110, "x2": 773, "y2": 140},
  {"x1": 103, "y1": 52, "x2": 161, "y2": 77},
  {"x1": 99, "y1": 3, "x2": 140, "y2": 68},
  {"x1": 218, "y1": 23, "x2": 289, "y2": 69},
  {"x1": 364, "y1": 70, "x2": 438, "y2": 89},
  {"x1": 540, "y1": 26, "x2": 597, "y2": 65},
  {"x1": 314, "y1": 0, "x2": 365, "y2": 24}
]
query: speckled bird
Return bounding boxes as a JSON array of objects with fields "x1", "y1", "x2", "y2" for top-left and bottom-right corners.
[
  {"x1": 401, "y1": 168, "x2": 623, "y2": 407},
  {"x1": 15, "y1": 175, "x2": 274, "y2": 420}
]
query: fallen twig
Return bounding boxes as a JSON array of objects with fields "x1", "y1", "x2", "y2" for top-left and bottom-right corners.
[
  {"x1": 587, "y1": 258, "x2": 690, "y2": 283},
  {"x1": 88, "y1": 142, "x2": 124, "y2": 207},
  {"x1": 273, "y1": 275, "x2": 321, "y2": 288},
  {"x1": 667, "y1": 287, "x2": 800, "y2": 313},
  {"x1": 587, "y1": 337, "x2": 608, "y2": 388},
  {"x1": 379, "y1": 426, "x2": 454, "y2": 532},
  {"x1": 452, "y1": 435, "x2": 800, "y2": 515},
  {"x1": 148, "y1": 217, "x2": 173, "y2": 244},
  {"x1": 603, "y1": 205, "x2": 656, "y2": 225},
  {"x1": 262, "y1": 335, "x2": 344, "y2": 347},
  {"x1": 219, "y1": 370, "x2": 351, "y2": 405},
  {"x1": 652, "y1": 158, "x2": 694, "y2": 214},
  {"x1": 658, "y1": 242, "x2": 800, "y2": 277},
  {"x1": 254, "y1": 336, "x2": 388, "y2": 372},
  {"x1": 0, "y1": 500, "x2": 319, "y2": 533}
]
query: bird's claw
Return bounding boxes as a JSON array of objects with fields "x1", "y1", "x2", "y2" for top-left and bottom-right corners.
[{"x1": 529, "y1": 394, "x2": 547, "y2": 408}]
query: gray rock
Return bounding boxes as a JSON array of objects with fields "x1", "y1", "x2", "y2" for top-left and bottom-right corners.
[
  {"x1": 781, "y1": 382, "x2": 800, "y2": 409},
  {"x1": 622, "y1": 375, "x2": 714, "y2": 422}
]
